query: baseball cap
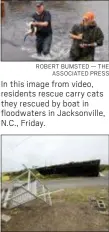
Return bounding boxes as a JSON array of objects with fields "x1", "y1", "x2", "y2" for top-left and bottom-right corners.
[
  {"x1": 83, "y1": 12, "x2": 95, "y2": 21},
  {"x1": 36, "y1": 1, "x2": 44, "y2": 6}
]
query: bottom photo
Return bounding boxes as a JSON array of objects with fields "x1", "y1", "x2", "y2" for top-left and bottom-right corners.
[{"x1": 1, "y1": 135, "x2": 109, "y2": 231}]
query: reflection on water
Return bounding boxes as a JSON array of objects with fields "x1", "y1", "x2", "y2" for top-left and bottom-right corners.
[{"x1": 1, "y1": 1, "x2": 109, "y2": 61}]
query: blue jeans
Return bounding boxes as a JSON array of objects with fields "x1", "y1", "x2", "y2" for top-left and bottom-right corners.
[{"x1": 36, "y1": 34, "x2": 52, "y2": 55}]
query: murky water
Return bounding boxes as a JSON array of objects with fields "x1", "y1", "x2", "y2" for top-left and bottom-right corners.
[{"x1": 1, "y1": 1, "x2": 109, "y2": 61}]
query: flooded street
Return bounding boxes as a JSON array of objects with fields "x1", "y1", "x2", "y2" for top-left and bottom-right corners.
[{"x1": 1, "y1": 1, "x2": 109, "y2": 61}]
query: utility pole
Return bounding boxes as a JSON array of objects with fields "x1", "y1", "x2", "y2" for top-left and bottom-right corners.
[{"x1": 1, "y1": 1, "x2": 5, "y2": 19}]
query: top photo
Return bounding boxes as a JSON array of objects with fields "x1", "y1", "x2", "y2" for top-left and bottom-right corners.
[{"x1": 1, "y1": 0, "x2": 109, "y2": 61}]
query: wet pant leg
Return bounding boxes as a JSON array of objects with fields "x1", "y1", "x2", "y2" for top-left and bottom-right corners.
[
  {"x1": 69, "y1": 49, "x2": 79, "y2": 61},
  {"x1": 79, "y1": 55, "x2": 94, "y2": 61},
  {"x1": 42, "y1": 34, "x2": 52, "y2": 55},
  {"x1": 36, "y1": 36, "x2": 43, "y2": 55}
]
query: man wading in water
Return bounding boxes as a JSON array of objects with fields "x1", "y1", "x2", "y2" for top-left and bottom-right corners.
[
  {"x1": 69, "y1": 12, "x2": 104, "y2": 61},
  {"x1": 31, "y1": 0, "x2": 52, "y2": 56}
]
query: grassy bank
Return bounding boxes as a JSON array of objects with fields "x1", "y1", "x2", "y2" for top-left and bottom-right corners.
[
  {"x1": 1, "y1": 172, "x2": 70, "y2": 182},
  {"x1": 100, "y1": 165, "x2": 109, "y2": 172},
  {"x1": 52, "y1": 186, "x2": 108, "y2": 204},
  {"x1": 2, "y1": 164, "x2": 109, "y2": 182},
  {"x1": 2, "y1": 186, "x2": 109, "y2": 232}
]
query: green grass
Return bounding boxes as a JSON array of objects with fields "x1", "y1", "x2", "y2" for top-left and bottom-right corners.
[
  {"x1": 3, "y1": 164, "x2": 109, "y2": 181},
  {"x1": 1, "y1": 175, "x2": 10, "y2": 182},
  {"x1": 101, "y1": 170, "x2": 109, "y2": 175},
  {"x1": 100, "y1": 165, "x2": 109, "y2": 172},
  {"x1": 52, "y1": 187, "x2": 108, "y2": 203},
  {"x1": 5, "y1": 173, "x2": 68, "y2": 181}
]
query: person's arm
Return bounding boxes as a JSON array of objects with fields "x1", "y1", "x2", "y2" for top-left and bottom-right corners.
[
  {"x1": 31, "y1": 11, "x2": 51, "y2": 27},
  {"x1": 69, "y1": 24, "x2": 83, "y2": 40},
  {"x1": 32, "y1": 21, "x2": 48, "y2": 27},
  {"x1": 87, "y1": 27, "x2": 104, "y2": 47},
  {"x1": 95, "y1": 27, "x2": 104, "y2": 46},
  {"x1": 69, "y1": 33, "x2": 83, "y2": 40}
]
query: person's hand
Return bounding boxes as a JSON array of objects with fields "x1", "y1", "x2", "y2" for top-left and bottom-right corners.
[
  {"x1": 31, "y1": 22, "x2": 35, "y2": 26},
  {"x1": 77, "y1": 33, "x2": 83, "y2": 40},
  {"x1": 88, "y1": 43, "x2": 97, "y2": 47},
  {"x1": 79, "y1": 44, "x2": 87, "y2": 48},
  {"x1": 79, "y1": 43, "x2": 88, "y2": 48},
  {"x1": 31, "y1": 21, "x2": 38, "y2": 26},
  {"x1": 69, "y1": 33, "x2": 83, "y2": 40}
]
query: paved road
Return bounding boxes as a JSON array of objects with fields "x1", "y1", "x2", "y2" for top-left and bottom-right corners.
[
  {"x1": 1, "y1": 175, "x2": 108, "y2": 191},
  {"x1": 43, "y1": 176, "x2": 109, "y2": 191}
]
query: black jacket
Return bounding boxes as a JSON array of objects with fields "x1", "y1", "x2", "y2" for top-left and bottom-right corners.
[{"x1": 32, "y1": 10, "x2": 52, "y2": 37}]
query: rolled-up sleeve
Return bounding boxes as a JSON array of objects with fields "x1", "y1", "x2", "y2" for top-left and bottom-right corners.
[
  {"x1": 31, "y1": 13, "x2": 36, "y2": 22},
  {"x1": 95, "y1": 27, "x2": 104, "y2": 46},
  {"x1": 44, "y1": 12, "x2": 51, "y2": 23},
  {"x1": 70, "y1": 24, "x2": 79, "y2": 34}
]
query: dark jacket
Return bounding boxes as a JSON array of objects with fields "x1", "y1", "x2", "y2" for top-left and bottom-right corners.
[
  {"x1": 70, "y1": 22, "x2": 104, "y2": 60},
  {"x1": 32, "y1": 10, "x2": 52, "y2": 37}
]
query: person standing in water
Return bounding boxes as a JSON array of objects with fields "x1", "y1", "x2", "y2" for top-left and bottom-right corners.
[
  {"x1": 31, "y1": 0, "x2": 52, "y2": 56},
  {"x1": 69, "y1": 12, "x2": 104, "y2": 61}
]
